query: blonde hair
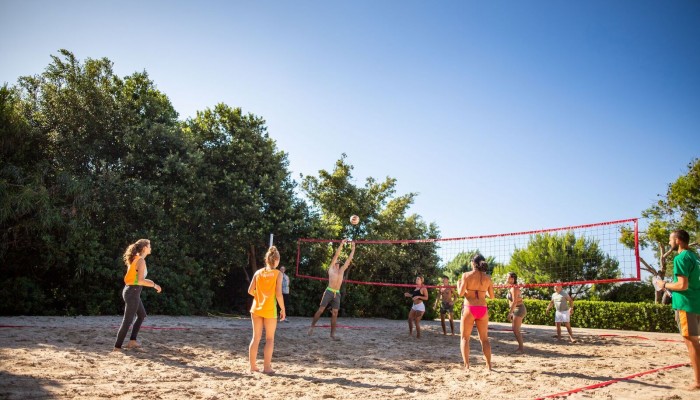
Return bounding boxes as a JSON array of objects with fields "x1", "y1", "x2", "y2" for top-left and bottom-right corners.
[
  {"x1": 123, "y1": 239, "x2": 150, "y2": 268},
  {"x1": 265, "y1": 246, "x2": 280, "y2": 268}
]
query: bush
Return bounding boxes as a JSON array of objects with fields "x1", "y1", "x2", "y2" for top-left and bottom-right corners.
[{"x1": 452, "y1": 298, "x2": 677, "y2": 333}]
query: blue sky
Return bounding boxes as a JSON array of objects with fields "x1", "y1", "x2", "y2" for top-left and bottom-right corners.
[{"x1": 2, "y1": 0, "x2": 699, "y2": 245}]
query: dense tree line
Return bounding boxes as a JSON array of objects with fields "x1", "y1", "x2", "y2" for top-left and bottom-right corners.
[
  {"x1": 2, "y1": 51, "x2": 696, "y2": 316},
  {"x1": 0, "y1": 50, "x2": 438, "y2": 316}
]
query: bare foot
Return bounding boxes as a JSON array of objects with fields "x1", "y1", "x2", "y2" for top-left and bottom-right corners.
[
  {"x1": 262, "y1": 369, "x2": 275, "y2": 375},
  {"x1": 685, "y1": 383, "x2": 700, "y2": 391},
  {"x1": 569, "y1": 338, "x2": 576, "y2": 343},
  {"x1": 249, "y1": 367, "x2": 260, "y2": 374},
  {"x1": 307, "y1": 326, "x2": 314, "y2": 336},
  {"x1": 125, "y1": 341, "x2": 141, "y2": 350},
  {"x1": 330, "y1": 335, "x2": 340, "y2": 341},
  {"x1": 552, "y1": 335, "x2": 561, "y2": 340},
  {"x1": 513, "y1": 348, "x2": 524, "y2": 355}
]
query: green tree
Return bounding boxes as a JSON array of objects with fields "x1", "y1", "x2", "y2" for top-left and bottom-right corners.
[
  {"x1": 442, "y1": 250, "x2": 498, "y2": 284},
  {"x1": 505, "y1": 232, "x2": 621, "y2": 299},
  {"x1": 300, "y1": 155, "x2": 441, "y2": 318},
  {"x1": 621, "y1": 158, "x2": 700, "y2": 303}
]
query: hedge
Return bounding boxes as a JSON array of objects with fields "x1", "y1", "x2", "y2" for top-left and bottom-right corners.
[{"x1": 452, "y1": 298, "x2": 678, "y2": 333}]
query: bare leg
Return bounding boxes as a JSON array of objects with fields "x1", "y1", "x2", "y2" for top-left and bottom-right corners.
[
  {"x1": 554, "y1": 322, "x2": 562, "y2": 339},
  {"x1": 440, "y1": 314, "x2": 447, "y2": 335},
  {"x1": 407, "y1": 310, "x2": 414, "y2": 336},
  {"x1": 262, "y1": 317, "x2": 278, "y2": 373},
  {"x1": 414, "y1": 311, "x2": 424, "y2": 339},
  {"x1": 565, "y1": 322, "x2": 575, "y2": 342},
  {"x1": 449, "y1": 312, "x2": 455, "y2": 335},
  {"x1": 513, "y1": 316, "x2": 524, "y2": 353},
  {"x1": 475, "y1": 316, "x2": 492, "y2": 371},
  {"x1": 683, "y1": 336, "x2": 700, "y2": 390},
  {"x1": 308, "y1": 306, "x2": 325, "y2": 336},
  {"x1": 460, "y1": 312, "x2": 474, "y2": 369},
  {"x1": 249, "y1": 313, "x2": 263, "y2": 372},
  {"x1": 330, "y1": 309, "x2": 339, "y2": 340}
]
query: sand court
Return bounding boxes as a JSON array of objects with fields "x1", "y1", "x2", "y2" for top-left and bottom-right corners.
[{"x1": 0, "y1": 315, "x2": 694, "y2": 399}]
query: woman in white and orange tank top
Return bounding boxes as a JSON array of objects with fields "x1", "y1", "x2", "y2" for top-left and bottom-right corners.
[{"x1": 113, "y1": 239, "x2": 162, "y2": 351}]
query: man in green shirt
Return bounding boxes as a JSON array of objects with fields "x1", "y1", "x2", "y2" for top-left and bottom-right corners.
[{"x1": 655, "y1": 229, "x2": 700, "y2": 391}]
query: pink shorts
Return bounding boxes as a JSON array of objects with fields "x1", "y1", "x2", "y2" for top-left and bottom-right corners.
[{"x1": 464, "y1": 305, "x2": 488, "y2": 320}]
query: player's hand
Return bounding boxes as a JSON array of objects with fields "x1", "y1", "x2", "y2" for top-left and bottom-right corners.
[
  {"x1": 404, "y1": 292, "x2": 411, "y2": 297},
  {"x1": 280, "y1": 309, "x2": 286, "y2": 321},
  {"x1": 154, "y1": 284, "x2": 162, "y2": 294}
]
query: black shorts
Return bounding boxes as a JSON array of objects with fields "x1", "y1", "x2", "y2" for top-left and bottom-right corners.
[{"x1": 319, "y1": 288, "x2": 341, "y2": 310}]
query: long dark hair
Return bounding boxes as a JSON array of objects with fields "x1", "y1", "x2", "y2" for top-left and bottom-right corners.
[
  {"x1": 507, "y1": 272, "x2": 518, "y2": 284},
  {"x1": 123, "y1": 239, "x2": 150, "y2": 268},
  {"x1": 472, "y1": 254, "x2": 488, "y2": 272}
]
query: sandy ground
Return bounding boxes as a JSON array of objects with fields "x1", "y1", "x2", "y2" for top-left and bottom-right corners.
[{"x1": 0, "y1": 315, "x2": 696, "y2": 400}]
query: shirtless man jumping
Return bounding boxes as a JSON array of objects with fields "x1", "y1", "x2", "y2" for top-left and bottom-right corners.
[{"x1": 308, "y1": 239, "x2": 356, "y2": 340}]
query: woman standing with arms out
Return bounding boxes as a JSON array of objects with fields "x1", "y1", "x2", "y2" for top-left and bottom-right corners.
[
  {"x1": 457, "y1": 254, "x2": 495, "y2": 370},
  {"x1": 506, "y1": 272, "x2": 526, "y2": 354},
  {"x1": 404, "y1": 276, "x2": 429, "y2": 339},
  {"x1": 248, "y1": 246, "x2": 286, "y2": 374},
  {"x1": 113, "y1": 239, "x2": 161, "y2": 351}
]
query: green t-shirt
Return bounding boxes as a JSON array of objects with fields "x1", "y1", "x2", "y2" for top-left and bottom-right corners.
[
  {"x1": 552, "y1": 291, "x2": 571, "y2": 312},
  {"x1": 671, "y1": 249, "x2": 700, "y2": 314}
]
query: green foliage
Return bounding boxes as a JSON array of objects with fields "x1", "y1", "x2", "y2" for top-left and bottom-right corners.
[
  {"x1": 0, "y1": 50, "x2": 315, "y2": 315},
  {"x1": 596, "y1": 282, "x2": 656, "y2": 303},
  {"x1": 451, "y1": 299, "x2": 676, "y2": 333},
  {"x1": 500, "y1": 232, "x2": 620, "y2": 299},
  {"x1": 442, "y1": 250, "x2": 498, "y2": 283},
  {"x1": 299, "y1": 155, "x2": 441, "y2": 318}
]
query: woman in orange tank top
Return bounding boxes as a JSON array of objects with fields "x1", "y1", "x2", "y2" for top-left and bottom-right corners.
[
  {"x1": 248, "y1": 246, "x2": 286, "y2": 374},
  {"x1": 113, "y1": 239, "x2": 162, "y2": 351}
]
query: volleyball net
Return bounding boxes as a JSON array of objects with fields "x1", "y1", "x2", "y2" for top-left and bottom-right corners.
[{"x1": 295, "y1": 218, "x2": 640, "y2": 289}]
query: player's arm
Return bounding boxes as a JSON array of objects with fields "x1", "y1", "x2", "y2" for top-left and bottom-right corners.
[
  {"x1": 663, "y1": 275, "x2": 689, "y2": 292},
  {"x1": 248, "y1": 271, "x2": 257, "y2": 296},
  {"x1": 546, "y1": 299, "x2": 553, "y2": 312},
  {"x1": 457, "y1": 273, "x2": 466, "y2": 297},
  {"x1": 487, "y1": 281, "x2": 495, "y2": 300},
  {"x1": 341, "y1": 241, "x2": 356, "y2": 272},
  {"x1": 330, "y1": 239, "x2": 347, "y2": 266},
  {"x1": 136, "y1": 259, "x2": 160, "y2": 292},
  {"x1": 567, "y1": 294, "x2": 574, "y2": 312},
  {"x1": 276, "y1": 271, "x2": 286, "y2": 320}
]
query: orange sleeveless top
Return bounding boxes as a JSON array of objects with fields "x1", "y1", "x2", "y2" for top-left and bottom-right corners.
[
  {"x1": 250, "y1": 268, "x2": 280, "y2": 318},
  {"x1": 123, "y1": 256, "x2": 146, "y2": 286}
]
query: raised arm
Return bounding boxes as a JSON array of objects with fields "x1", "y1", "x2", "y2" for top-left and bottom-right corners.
[
  {"x1": 330, "y1": 239, "x2": 347, "y2": 266},
  {"x1": 341, "y1": 241, "x2": 356, "y2": 272}
]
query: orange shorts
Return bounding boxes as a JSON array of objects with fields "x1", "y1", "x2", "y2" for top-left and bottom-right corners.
[{"x1": 675, "y1": 310, "x2": 700, "y2": 337}]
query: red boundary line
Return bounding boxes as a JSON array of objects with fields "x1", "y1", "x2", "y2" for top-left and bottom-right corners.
[{"x1": 533, "y1": 362, "x2": 689, "y2": 399}]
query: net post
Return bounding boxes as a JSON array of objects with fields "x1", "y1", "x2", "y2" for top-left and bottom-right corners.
[
  {"x1": 269, "y1": 234, "x2": 274, "y2": 247},
  {"x1": 634, "y1": 218, "x2": 641, "y2": 280},
  {"x1": 296, "y1": 239, "x2": 301, "y2": 277}
]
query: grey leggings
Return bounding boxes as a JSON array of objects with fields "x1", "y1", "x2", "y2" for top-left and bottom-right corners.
[{"x1": 114, "y1": 285, "x2": 146, "y2": 348}]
